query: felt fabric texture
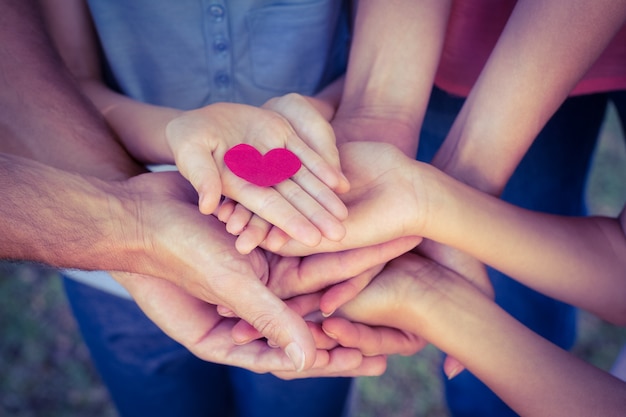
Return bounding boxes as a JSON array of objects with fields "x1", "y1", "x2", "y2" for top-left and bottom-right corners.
[{"x1": 224, "y1": 144, "x2": 302, "y2": 187}]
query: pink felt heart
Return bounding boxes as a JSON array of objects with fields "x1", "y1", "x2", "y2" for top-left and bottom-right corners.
[{"x1": 224, "y1": 144, "x2": 302, "y2": 187}]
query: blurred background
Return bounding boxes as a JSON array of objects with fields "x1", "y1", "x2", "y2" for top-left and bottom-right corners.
[{"x1": 1, "y1": 103, "x2": 625, "y2": 417}]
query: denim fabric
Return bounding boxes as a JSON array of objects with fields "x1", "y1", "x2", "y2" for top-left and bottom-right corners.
[
  {"x1": 86, "y1": 0, "x2": 350, "y2": 108},
  {"x1": 418, "y1": 87, "x2": 614, "y2": 417},
  {"x1": 63, "y1": 277, "x2": 352, "y2": 417}
]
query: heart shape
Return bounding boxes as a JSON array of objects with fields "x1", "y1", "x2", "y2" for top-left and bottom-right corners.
[{"x1": 224, "y1": 144, "x2": 302, "y2": 187}]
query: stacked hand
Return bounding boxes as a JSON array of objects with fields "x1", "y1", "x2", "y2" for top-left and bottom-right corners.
[
  {"x1": 109, "y1": 168, "x2": 427, "y2": 376},
  {"x1": 116, "y1": 97, "x2": 494, "y2": 380},
  {"x1": 164, "y1": 93, "x2": 350, "y2": 251}
]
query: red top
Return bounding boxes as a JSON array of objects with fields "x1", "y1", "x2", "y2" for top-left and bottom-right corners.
[{"x1": 435, "y1": 1, "x2": 626, "y2": 97}]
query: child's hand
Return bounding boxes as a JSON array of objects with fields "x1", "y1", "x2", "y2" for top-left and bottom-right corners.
[
  {"x1": 216, "y1": 198, "x2": 290, "y2": 254},
  {"x1": 165, "y1": 95, "x2": 350, "y2": 248}
]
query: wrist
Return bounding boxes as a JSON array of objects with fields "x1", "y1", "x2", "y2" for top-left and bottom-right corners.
[
  {"x1": 79, "y1": 176, "x2": 151, "y2": 273},
  {"x1": 408, "y1": 161, "x2": 453, "y2": 240},
  {"x1": 332, "y1": 106, "x2": 421, "y2": 157}
]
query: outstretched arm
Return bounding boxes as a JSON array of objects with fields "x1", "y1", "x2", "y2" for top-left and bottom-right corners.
[
  {"x1": 277, "y1": 142, "x2": 626, "y2": 322},
  {"x1": 333, "y1": 0, "x2": 451, "y2": 156},
  {"x1": 434, "y1": 0, "x2": 626, "y2": 194},
  {"x1": 337, "y1": 253, "x2": 626, "y2": 417},
  {"x1": 418, "y1": 166, "x2": 626, "y2": 325}
]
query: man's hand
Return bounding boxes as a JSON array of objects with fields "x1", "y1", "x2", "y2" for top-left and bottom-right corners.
[
  {"x1": 112, "y1": 171, "x2": 318, "y2": 371},
  {"x1": 114, "y1": 271, "x2": 388, "y2": 378}
]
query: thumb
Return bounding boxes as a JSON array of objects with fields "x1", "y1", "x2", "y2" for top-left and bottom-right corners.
[
  {"x1": 177, "y1": 148, "x2": 222, "y2": 215},
  {"x1": 443, "y1": 355, "x2": 466, "y2": 380},
  {"x1": 229, "y1": 279, "x2": 316, "y2": 372}
]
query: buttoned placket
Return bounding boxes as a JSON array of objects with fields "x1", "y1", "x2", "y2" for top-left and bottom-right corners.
[{"x1": 203, "y1": 0, "x2": 233, "y2": 101}]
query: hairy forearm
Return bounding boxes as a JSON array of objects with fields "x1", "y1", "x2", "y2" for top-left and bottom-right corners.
[
  {"x1": 433, "y1": 0, "x2": 626, "y2": 194},
  {"x1": 0, "y1": 0, "x2": 141, "y2": 180},
  {"x1": 0, "y1": 152, "x2": 143, "y2": 270}
]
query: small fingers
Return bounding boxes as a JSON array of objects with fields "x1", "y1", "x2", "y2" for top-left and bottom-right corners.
[
  {"x1": 171, "y1": 141, "x2": 223, "y2": 214},
  {"x1": 225, "y1": 203, "x2": 253, "y2": 235},
  {"x1": 322, "y1": 317, "x2": 427, "y2": 357},
  {"x1": 443, "y1": 355, "x2": 466, "y2": 380},
  {"x1": 234, "y1": 215, "x2": 273, "y2": 254},
  {"x1": 222, "y1": 178, "x2": 324, "y2": 247},
  {"x1": 272, "y1": 173, "x2": 346, "y2": 241},
  {"x1": 216, "y1": 197, "x2": 237, "y2": 221},
  {"x1": 262, "y1": 93, "x2": 349, "y2": 193},
  {"x1": 320, "y1": 266, "x2": 383, "y2": 316}
]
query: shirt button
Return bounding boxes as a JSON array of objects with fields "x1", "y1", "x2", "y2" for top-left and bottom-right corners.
[
  {"x1": 214, "y1": 72, "x2": 230, "y2": 88},
  {"x1": 214, "y1": 38, "x2": 229, "y2": 53},
  {"x1": 209, "y1": 4, "x2": 225, "y2": 21}
]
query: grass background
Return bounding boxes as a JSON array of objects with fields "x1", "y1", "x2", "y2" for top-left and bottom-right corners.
[{"x1": 1, "y1": 104, "x2": 625, "y2": 416}]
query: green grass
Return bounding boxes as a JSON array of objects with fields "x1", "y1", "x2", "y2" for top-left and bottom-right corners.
[{"x1": 1, "y1": 105, "x2": 625, "y2": 416}]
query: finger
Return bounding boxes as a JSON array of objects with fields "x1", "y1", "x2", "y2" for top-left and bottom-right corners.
[
  {"x1": 267, "y1": 237, "x2": 420, "y2": 298},
  {"x1": 320, "y1": 266, "x2": 383, "y2": 316},
  {"x1": 231, "y1": 292, "x2": 323, "y2": 344},
  {"x1": 222, "y1": 178, "x2": 323, "y2": 247},
  {"x1": 286, "y1": 167, "x2": 348, "y2": 221},
  {"x1": 235, "y1": 214, "x2": 273, "y2": 255},
  {"x1": 114, "y1": 271, "x2": 222, "y2": 343},
  {"x1": 225, "y1": 203, "x2": 253, "y2": 235},
  {"x1": 272, "y1": 174, "x2": 347, "y2": 241},
  {"x1": 263, "y1": 94, "x2": 349, "y2": 192},
  {"x1": 263, "y1": 226, "x2": 291, "y2": 253},
  {"x1": 309, "y1": 322, "x2": 339, "y2": 350},
  {"x1": 217, "y1": 305, "x2": 237, "y2": 318},
  {"x1": 116, "y1": 273, "x2": 291, "y2": 372},
  {"x1": 322, "y1": 317, "x2": 427, "y2": 357},
  {"x1": 231, "y1": 320, "x2": 335, "y2": 351},
  {"x1": 216, "y1": 197, "x2": 236, "y2": 221},
  {"x1": 443, "y1": 355, "x2": 466, "y2": 380},
  {"x1": 273, "y1": 350, "x2": 388, "y2": 380},
  {"x1": 231, "y1": 289, "x2": 316, "y2": 372},
  {"x1": 301, "y1": 236, "x2": 421, "y2": 280},
  {"x1": 175, "y1": 145, "x2": 223, "y2": 214}
]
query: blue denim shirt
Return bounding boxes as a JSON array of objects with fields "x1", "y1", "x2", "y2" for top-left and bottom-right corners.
[{"x1": 87, "y1": 0, "x2": 350, "y2": 109}]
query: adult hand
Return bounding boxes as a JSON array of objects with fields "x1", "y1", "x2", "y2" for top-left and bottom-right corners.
[
  {"x1": 114, "y1": 271, "x2": 387, "y2": 379},
  {"x1": 223, "y1": 236, "x2": 421, "y2": 344},
  {"x1": 265, "y1": 236, "x2": 421, "y2": 301},
  {"x1": 110, "y1": 171, "x2": 317, "y2": 371}
]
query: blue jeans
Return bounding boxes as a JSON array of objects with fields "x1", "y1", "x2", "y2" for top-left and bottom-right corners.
[
  {"x1": 418, "y1": 87, "x2": 621, "y2": 416},
  {"x1": 63, "y1": 277, "x2": 352, "y2": 417}
]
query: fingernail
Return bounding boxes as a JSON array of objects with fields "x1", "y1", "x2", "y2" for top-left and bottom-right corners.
[
  {"x1": 322, "y1": 327, "x2": 337, "y2": 340},
  {"x1": 217, "y1": 305, "x2": 236, "y2": 317},
  {"x1": 285, "y1": 342, "x2": 305, "y2": 372},
  {"x1": 447, "y1": 365, "x2": 464, "y2": 380},
  {"x1": 321, "y1": 309, "x2": 335, "y2": 318}
]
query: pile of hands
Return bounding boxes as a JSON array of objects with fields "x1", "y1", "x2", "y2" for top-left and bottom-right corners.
[{"x1": 111, "y1": 92, "x2": 494, "y2": 380}]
